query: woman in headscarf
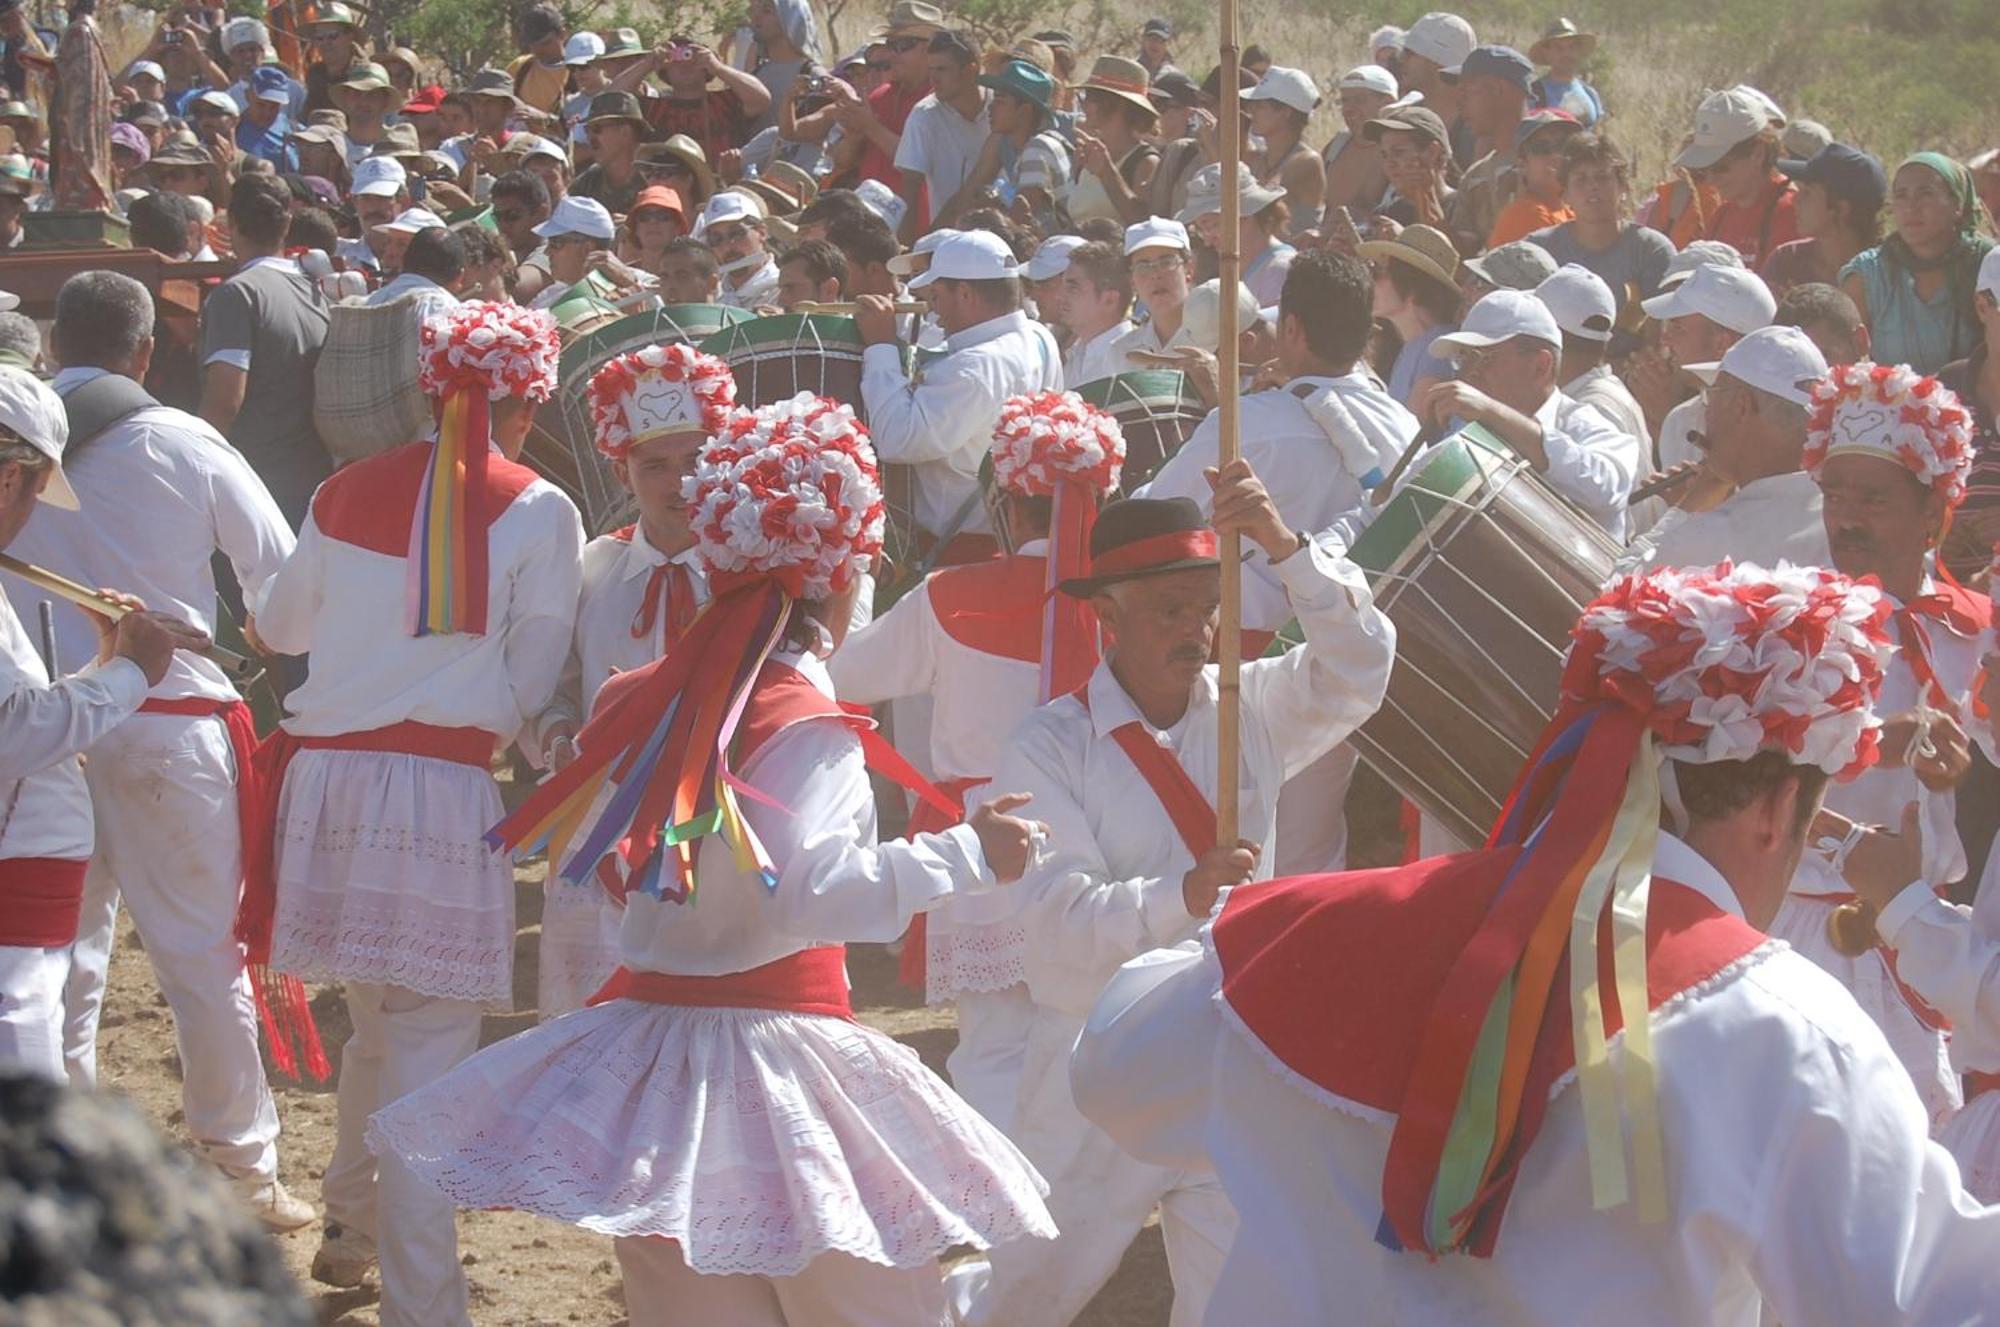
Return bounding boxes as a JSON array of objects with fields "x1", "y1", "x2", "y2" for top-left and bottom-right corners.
[{"x1": 1841, "y1": 152, "x2": 1996, "y2": 373}]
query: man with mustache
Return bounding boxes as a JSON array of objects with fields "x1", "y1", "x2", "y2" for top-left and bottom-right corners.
[
  {"x1": 952, "y1": 463, "x2": 1394, "y2": 1327},
  {"x1": 1765, "y1": 360, "x2": 1996, "y2": 1129}
]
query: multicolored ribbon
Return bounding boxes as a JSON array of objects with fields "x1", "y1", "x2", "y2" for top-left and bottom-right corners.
[
  {"x1": 487, "y1": 576, "x2": 795, "y2": 902},
  {"x1": 406, "y1": 389, "x2": 494, "y2": 637}
]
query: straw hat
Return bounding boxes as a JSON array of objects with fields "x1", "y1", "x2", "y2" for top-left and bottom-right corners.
[
  {"x1": 1357, "y1": 224, "x2": 1460, "y2": 291},
  {"x1": 1075, "y1": 55, "x2": 1155, "y2": 118},
  {"x1": 870, "y1": 0, "x2": 945, "y2": 41},
  {"x1": 1528, "y1": 18, "x2": 1597, "y2": 66}
]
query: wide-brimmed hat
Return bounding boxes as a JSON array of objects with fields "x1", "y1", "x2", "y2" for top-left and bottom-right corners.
[
  {"x1": 335, "y1": 61, "x2": 394, "y2": 94},
  {"x1": 1529, "y1": 17, "x2": 1597, "y2": 65},
  {"x1": 638, "y1": 132, "x2": 715, "y2": 198},
  {"x1": 1057, "y1": 496, "x2": 1219, "y2": 597},
  {"x1": 601, "y1": 27, "x2": 645, "y2": 59},
  {"x1": 741, "y1": 159, "x2": 817, "y2": 216},
  {"x1": 1358, "y1": 223, "x2": 1460, "y2": 291},
  {"x1": 585, "y1": 89, "x2": 651, "y2": 133},
  {"x1": 870, "y1": 0, "x2": 945, "y2": 41},
  {"x1": 149, "y1": 140, "x2": 213, "y2": 170},
  {"x1": 981, "y1": 57, "x2": 1056, "y2": 113},
  {"x1": 1076, "y1": 55, "x2": 1156, "y2": 118},
  {"x1": 1177, "y1": 161, "x2": 1285, "y2": 223},
  {"x1": 464, "y1": 68, "x2": 524, "y2": 103}
]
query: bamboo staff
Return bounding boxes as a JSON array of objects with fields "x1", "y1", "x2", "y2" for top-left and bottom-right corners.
[
  {"x1": 0, "y1": 552, "x2": 262, "y2": 683},
  {"x1": 795, "y1": 300, "x2": 928, "y2": 316},
  {"x1": 1214, "y1": 0, "x2": 1243, "y2": 848}
]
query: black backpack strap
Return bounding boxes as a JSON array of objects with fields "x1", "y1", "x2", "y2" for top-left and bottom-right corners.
[{"x1": 58, "y1": 373, "x2": 160, "y2": 461}]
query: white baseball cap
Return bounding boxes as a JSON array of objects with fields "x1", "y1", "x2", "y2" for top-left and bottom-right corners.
[
  {"x1": 1368, "y1": 24, "x2": 1405, "y2": 55},
  {"x1": 1025, "y1": 233, "x2": 1088, "y2": 281},
  {"x1": 349, "y1": 155, "x2": 407, "y2": 198},
  {"x1": 0, "y1": 367, "x2": 76, "y2": 510},
  {"x1": 907, "y1": 230, "x2": 1022, "y2": 289},
  {"x1": 1432, "y1": 288, "x2": 1562, "y2": 357},
  {"x1": 695, "y1": 190, "x2": 762, "y2": 235},
  {"x1": 191, "y1": 90, "x2": 240, "y2": 118},
  {"x1": 1674, "y1": 88, "x2": 1780, "y2": 171},
  {"x1": 1336, "y1": 64, "x2": 1399, "y2": 97},
  {"x1": 129, "y1": 60, "x2": 166, "y2": 84},
  {"x1": 854, "y1": 177, "x2": 907, "y2": 234},
  {"x1": 1124, "y1": 216, "x2": 1190, "y2": 256},
  {"x1": 564, "y1": 31, "x2": 605, "y2": 65},
  {"x1": 0, "y1": 288, "x2": 18, "y2": 313},
  {"x1": 376, "y1": 206, "x2": 446, "y2": 235},
  {"x1": 1683, "y1": 325, "x2": 1828, "y2": 406},
  {"x1": 1535, "y1": 264, "x2": 1616, "y2": 342},
  {"x1": 1640, "y1": 264, "x2": 1776, "y2": 335},
  {"x1": 886, "y1": 226, "x2": 961, "y2": 276},
  {"x1": 222, "y1": 16, "x2": 268, "y2": 50},
  {"x1": 516, "y1": 134, "x2": 568, "y2": 164},
  {"x1": 1978, "y1": 246, "x2": 2000, "y2": 302},
  {"x1": 533, "y1": 195, "x2": 616, "y2": 240},
  {"x1": 1658, "y1": 239, "x2": 1746, "y2": 289},
  {"x1": 1246, "y1": 66, "x2": 1320, "y2": 116},
  {"x1": 1182, "y1": 279, "x2": 1259, "y2": 353},
  {"x1": 1401, "y1": 12, "x2": 1476, "y2": 71}
]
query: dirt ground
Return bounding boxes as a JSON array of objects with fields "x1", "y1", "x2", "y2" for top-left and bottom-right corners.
[{"x1": 93, "y1": 768, "x2": 1404, "y2": 1326}]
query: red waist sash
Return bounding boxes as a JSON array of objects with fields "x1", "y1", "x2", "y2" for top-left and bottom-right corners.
[
  {"x1": 0, "y1": 858, "x2": 88, "y2": 947},
  {"x1": 588, "y1": 946, "x2": 852, "y2": 1019}
]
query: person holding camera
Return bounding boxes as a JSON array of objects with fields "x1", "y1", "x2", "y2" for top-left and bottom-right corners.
[{"x1": 604, "y1": 32, "x2": 770, "y2": 166}]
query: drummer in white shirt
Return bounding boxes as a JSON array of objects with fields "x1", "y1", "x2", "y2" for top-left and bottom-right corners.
[
  {"x1": 856, "y1": 229, "x2": 1061, "y2": 564},
  {"x1": 1617, "y1": 326, "x2": 1831, "y2": 576},
  {"x1": 1058, "y1": 240, "x2": 1136, "y2": 389},
  {"x1": 1145, "y1": 248, "x2": 1416, "y2": 874},
  {"x1": 1423, "y1": 288, "x2": 1642, "y2": 539},
  {"x1": 1111, "y1": 218, "x2": 1196, "y2": 367}
]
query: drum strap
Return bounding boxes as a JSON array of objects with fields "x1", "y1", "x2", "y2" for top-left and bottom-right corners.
[{"x1": 1077, "y1": 686, "x2": 1218, "y2": 858}]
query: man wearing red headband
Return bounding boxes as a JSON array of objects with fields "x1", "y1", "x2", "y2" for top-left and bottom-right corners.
[
  {"x1": 1072, "y1": 561, "x2": 2000, "y2": 1323},
  {"x1": 954, "y1": 462, "x2": 1395, "y2": 1327},
  {"x1": 1767, "y1": 362, "x2": 1997, "y2": 1131},
  {"x1": 245, "y1": 302, "x2": 584, "y2": 1320},
  {"x1": 833, "y1": 390, "x2": 1126, "y2": 1133}
]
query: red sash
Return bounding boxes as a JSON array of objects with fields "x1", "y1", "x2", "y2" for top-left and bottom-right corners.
[
  {"x1": 234, "y1": 719, "x2": 495, "y2": 1081},
  {"x1": 928, "y1": 555, "x2": 1045, "y2": 663},
  {"x1": 898, "y1": 773, "x2": 982, "y2": 993},
  {"x1": 0, "y1": 858, "x2": 88, "y2": 947},
  {"x1": 588, "y1": 946, "x2": 852, "y2": 1019},
  {"x1": 1075, "y1": 686, "x2": 1218, "y2": 858}
]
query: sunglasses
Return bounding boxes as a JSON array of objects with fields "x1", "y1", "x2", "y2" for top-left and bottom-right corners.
[
  {"x1": 888, "y1": 36, "x2": 926, "y2": 52},
  {"x1": 706, "y1": 222, "x2": 753, "y2": 245},
  {"x1": 866, "y1": 60, "x2": 893, "y2": 72}
]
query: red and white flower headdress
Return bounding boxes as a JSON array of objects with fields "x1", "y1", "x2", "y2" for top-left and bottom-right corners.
[
  {"x1": 1803, "y1": 361, "x2": 1976, "y2": 511},
  {"x1": 587, "y1": 344, "x2": 738, "y2": 459},
  {"x1": 1386, "y1": 560, "x2": 1892, "y2": 1261},
  {"x1": 990, "y1": 391, "x2": 1126, "y2": 499},
  {"x1": 689, "y1": 392, "x2": 886, "y2": 601},
  {"x1": 991, "y1": 391, "x2": 1127, "y2": 699},
  {"x1": 407, "y1": 302, "x2": 562, "y2": 638}
]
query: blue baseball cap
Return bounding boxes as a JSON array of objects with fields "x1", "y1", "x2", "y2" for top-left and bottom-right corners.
[
  {"x1": 1780, "y1": 143, "x2": 1887, "y2": 219},
  {"x1": 1454, "y1": 44, "x2": 1533, "y2": 95},
  {"x1": 978, "y1": 58, "x2": 1055, "y2": 112},
  {"x1": 250, "y1": 64, "x2": 292, "y2": 104}
]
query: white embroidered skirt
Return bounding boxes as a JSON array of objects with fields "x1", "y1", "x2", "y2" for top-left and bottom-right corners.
[
  {"x1": 270, "y1": 748, "x2": 515, "y2": 1007},
  {"x1": 1941, "y1": 1090, "x2": 2000, "y2": 1203},
  {"x1": 1766, "y1": 892, "x2": 1962, "y2": 1131},
  {"x1": 925, "y1": 908, "x2": 1028, "y2": 1007},
  {"x1": 537, "y1": 871, "x2": 623, "y2": 1021},
  {"x1": 366, "y1": 997, "x2": 1058, "y2": 1276}
]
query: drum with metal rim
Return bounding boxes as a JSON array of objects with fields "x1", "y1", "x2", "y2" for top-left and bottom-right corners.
[
  {"x1": 1277, "y1": 424, "x2": 1619, "y2": 846},
  {"x1": 1074, "y1": 370, "x2": 1207, "y2": 492},
  {"x1": 528, "y1": 303, "x2": 754, "y2": 534},
  {"x1": 698, "y1": 312, "x2": 872, "y2": 415}
]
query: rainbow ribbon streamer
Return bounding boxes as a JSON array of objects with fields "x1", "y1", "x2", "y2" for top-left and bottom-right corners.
[
  {"x1": 488, "y1": 579, "x2": 793, "y2": 904},
  {"x1": 1383, "y1": 704, "x2": 1668, "y2": 1256},
  {"x1": 406, "y1": 390, "x2": 492, "y2": 637}
]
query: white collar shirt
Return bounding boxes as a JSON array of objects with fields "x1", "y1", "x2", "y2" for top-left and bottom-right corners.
[
  {"x1": 717, "y1": 254, "x2": 780, "y2": 310},
  {"x1": 364, "y1": 270, "x2": 459, "y2": 323},
  {"x1": 1616, "y1": 469, "x2": 1830, "y2": 578},
  {"x1": 1534, "y1": 387, "x2": 1642, "y2": 540},
  {"x1": 861, "y1": 309, "x2": 1061, "y2": 538},
  {"x1": 4, "y1": 367, "x2": 295, "y2": 703},
  {"x1": 1062, "y1": 319, "x2": 1135, "y2": 391},
  {"x1": 1070, "y1": 832, "x2": 2000, "y2": 1326},
  {"x1": 989, "y1": 539, "x2": 1392, "y2": 1014}
]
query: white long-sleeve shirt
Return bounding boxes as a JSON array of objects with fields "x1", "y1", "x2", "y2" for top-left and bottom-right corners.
[
  {"x1": 0, "y1": 586, "x2": 146, "y2": 861},
  {"x1": 1070, "y1": 833, "x2": 2000, "y2": 1326},
  {"x1": 1531, "y1": 386, "x2": 1642, "y2": 540},
  {"x1": 1144, "y1": 371, "x2": 1417, "y2": 632},
  {"x1": 1062, "y1": 319, "x2": 1134, "y2": 390},
  {"x1": 1617, "y1": 469, "x2": 1831, "y2": 578},
  {"x1": 3, "y1": 367, "x2": 295, "y2": 704},
  {"x1": 526, "y1": 526, "x2": 707, "y2": 764},
  {"x1": 860, "y1": 309, "x2": 1060, "y2": 538},
  {"x1": 616, "y1": 651, "x2": 994, "y2": 976},
  {"x1": 829, "y1": 540, "x2": 1044, "y2": 781},
  {"x1": 988, "y1": 538, "x2": 1394, "y2": 1015},
  {"x1": 251, "y1": 443, "x2": 583, "y2": 742},
  {"x1": 1881, "y1": 863, "x2": 2000, "y2": 1075}
]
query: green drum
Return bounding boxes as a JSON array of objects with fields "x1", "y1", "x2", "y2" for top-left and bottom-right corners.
[
  {"x1": 1074, "y1": 370, "x2": 1208, "y2": 492},
  {"x1": 1331, "y1": 424, "x2": 1619, "y2": 846},
  {"x1": 699, "y1": 313, "x2": 872, "y2": 419},
  {"x1": 528, "y1": 303, "x2": 754, "y2": 535}
]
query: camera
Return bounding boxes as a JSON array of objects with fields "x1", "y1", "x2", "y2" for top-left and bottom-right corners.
[{"x1": 666, "y1": 41, "x2": 693, "y2": 62}]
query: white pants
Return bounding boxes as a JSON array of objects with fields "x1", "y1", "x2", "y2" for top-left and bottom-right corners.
[
  {"x1": 0, "y1": 944, "x2": 70, "y2": 1080},
  {"x1": 945, "y1": 984, "x2": 1036, "y2": 1135},
  {"x1": 329, "y1": 981, "x2": 483, "y2": 1327},
  {"x1": 1272, "y1": 744, "x2": 1357, "y2": 876},
  {"x1": 64, "y1": 712, "x2": 280, "y2": 1182},
  {"x1": 951, "y1": 1010, "x2": 1236, "y2": 1327},
  {"x1": 614, "y1": 1236, "x2": 949, "y2": 1326}
]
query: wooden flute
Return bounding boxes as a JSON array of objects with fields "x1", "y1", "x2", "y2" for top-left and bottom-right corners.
[{"x1": 0, "y1": 552, "x2": 263, "y2": 683}]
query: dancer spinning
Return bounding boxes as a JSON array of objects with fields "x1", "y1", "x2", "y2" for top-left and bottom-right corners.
[{"x1": 371, "y1": 393, "x2": 1057, "y2": 1326}]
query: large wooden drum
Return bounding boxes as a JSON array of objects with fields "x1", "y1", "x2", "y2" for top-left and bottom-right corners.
[
  {"x1": 1074, "y1": 370, "x2": 1207, "y2": 492},
  {"x1": 699, "y1": 313, "x2": 871, "y2": 418},
  {"x1": 1340, "y1": 425, "x2": 1620, "y2": 846},
  {"x1": 526, "y1": 303, "x2": 753, "y2": 534}
]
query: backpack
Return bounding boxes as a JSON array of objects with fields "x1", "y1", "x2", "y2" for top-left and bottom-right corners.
[{"x1": 312, "y1": 294, "x2": 432, "y2": 468}]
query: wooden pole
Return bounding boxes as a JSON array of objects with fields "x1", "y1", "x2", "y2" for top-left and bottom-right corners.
[{"x1": 1214, "y1": 0, "x2": 1242, "y2": 849}]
